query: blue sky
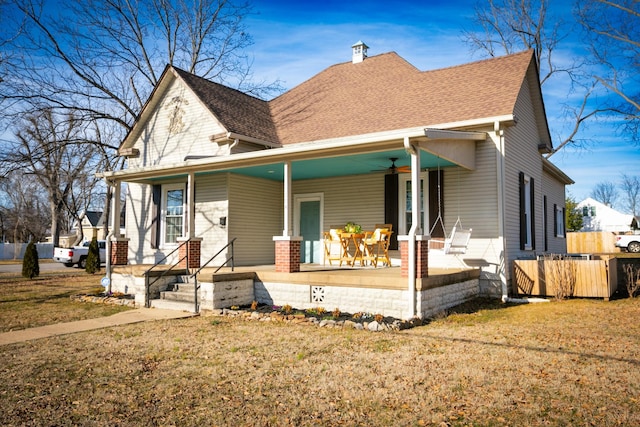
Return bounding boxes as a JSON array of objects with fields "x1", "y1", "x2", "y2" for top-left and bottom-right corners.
[{"x1": 244, "y1": 0, "x2": 640, "y2": 208}]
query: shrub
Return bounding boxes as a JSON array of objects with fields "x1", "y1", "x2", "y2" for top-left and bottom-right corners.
[
  {"x1": 623, "y1": 263, "x2": 640, "y2": 298},
  {"x1": 22, "y1": 241, "x2": 40, "y2": 279},
  {"x1": 545, "y1": 254, "x2": 576, "y2": 300},
  {"x1": 85, "y1": 237, "x2": 101, "y2": 274}
]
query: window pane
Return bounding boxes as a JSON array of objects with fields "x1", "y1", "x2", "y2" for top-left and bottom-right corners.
[
  {"x1": 166, "y1": 189, "x2": 184, "y2": 216},
  {"x1": 405, "y1": 180, "x2": 425, "y2": 230},
  {"x1": 164, "y1": 188, "x2": 184, "y2": 244},
  {"x1": 166, "y1": 217, "x2": 183, "y2": 244}
]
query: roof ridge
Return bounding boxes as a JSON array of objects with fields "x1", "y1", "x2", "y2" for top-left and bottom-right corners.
[
  {"x1": 420, "y1": 49, "x2": 534, "y2": 74},
  {"x1": 171, "y1": 66, "x2": 268, "y2": 103}
]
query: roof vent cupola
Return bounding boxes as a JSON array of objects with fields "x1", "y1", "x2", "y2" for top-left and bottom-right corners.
[{"x1": 351, "y1": 40, "x2": 369, "y2": 64}]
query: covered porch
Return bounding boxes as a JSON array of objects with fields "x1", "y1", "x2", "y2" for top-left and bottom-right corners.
[{"x1": 104, "y1": 127, "x2": 500, "y2": 319}]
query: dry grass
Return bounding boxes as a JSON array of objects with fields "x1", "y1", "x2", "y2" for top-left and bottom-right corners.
[
  {"x1": 1, "y1": 275, "x2": 639, "y2": 426},
  {"x1": 0, "y1": 272, "x2": 132, "y2": 332}
]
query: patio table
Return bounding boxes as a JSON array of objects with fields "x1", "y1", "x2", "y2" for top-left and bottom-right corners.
[{"x1": 338, "y1": 232, "x2": 366, "y2": 266}]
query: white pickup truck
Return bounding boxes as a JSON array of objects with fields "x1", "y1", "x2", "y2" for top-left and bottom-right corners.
[
  {"x1": 53, "y1": 240, "x2": 107, "y2": 268},
  {"x1": 615, "y1": 234, "x2": 640, "y2": 253}
]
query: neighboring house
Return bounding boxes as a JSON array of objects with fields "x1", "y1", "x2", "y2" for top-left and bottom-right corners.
[
  {"x1": 576, "y1": 197, "x2": 638, "y2": 233},
  {"x1": 73, "y1": 210, "x2": 106, "y2": 241},
  {"x1": 72, "y1": 209, "x2": 127, "y2": 243},
  {"x1": 102, "y1": 42, "x2": 572, "y2": 318}
]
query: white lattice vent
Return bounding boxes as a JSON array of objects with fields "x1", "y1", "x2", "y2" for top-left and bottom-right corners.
[{"x1": 311, "y1": 286, "x2": 325, "y2": 303}]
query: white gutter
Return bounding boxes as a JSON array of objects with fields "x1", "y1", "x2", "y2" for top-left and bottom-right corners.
[
  {"x1": 404, "y1": 136, "x2": 418, "y2": 318},
  {"x1": 101, "y1": 115, "x2": 515, "y2": 181}
]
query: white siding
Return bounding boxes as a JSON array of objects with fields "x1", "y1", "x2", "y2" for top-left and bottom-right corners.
[
  {"x1": 194, "y1": 174, "x2": 229, "y2": 265},
  {"x1": 129, "y1": 78, "x2": 229, "y2": 168},
  {"x1": 542, "y1": 170, "x2": 568, "y2": 254},
  {"x1": 125, "y1": 182, "x2": 157, "y2": 264},
  {"x1": 228, "y1": 174, "x2": 282, "y2": 265},
  {"x1": 504, "y1": 76, "x2": 546, "y2": 264},
  {"x1": 442, "y1": 137, "x2": 499, "y2": 239},
  {"x1": 293, "y1": 174, "x2": 384, "y2": 231}
]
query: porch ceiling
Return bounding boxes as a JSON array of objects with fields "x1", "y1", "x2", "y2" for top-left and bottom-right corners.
[{"x1": 201, "y1": 149, "x2": 456, "y2": 181}]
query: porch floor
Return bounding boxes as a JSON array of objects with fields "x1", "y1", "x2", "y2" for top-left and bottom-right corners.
[{"x1": 113, "y1": 262, "x2": 479, "y2": 292}]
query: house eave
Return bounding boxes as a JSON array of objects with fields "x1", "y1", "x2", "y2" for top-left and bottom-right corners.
[
  {"x1": 211, "y1": 131, "x2": 281, "y2": 148},
  {"x1": 542, "y1": 157, "x2": 574, "y2": 185},
  {"x1": 101, "y1": 115, "x2": 514, "y2": 182}
]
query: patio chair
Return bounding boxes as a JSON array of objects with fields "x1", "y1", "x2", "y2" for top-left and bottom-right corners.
[
  {"x1": 362, "y1": 228, "x2": 392, "y2": 267},
  {"x1": 323, "y1": 228, "x2": 343, "y2": 265}
]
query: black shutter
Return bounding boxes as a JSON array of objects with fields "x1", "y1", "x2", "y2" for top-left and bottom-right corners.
[
  {"x1": 519, "y1": 172, "x2": 526, "y2": 250},
  {"x1": 150, "y1": 184, "x2": 161, "y2": 249},
  {"x1": 553, "y1": 203, "x2": 558, "y2": 237},
  {"x1": 543, "y1": 196, "x2": 548, "y2": 252},
  {"x1": 530, "y1": 177, "x2": 535, "y2": 250},
  {"x1": 429, "y1": 169, "x2": 445, "y2": 239},
  {"x1": 562, "y1": 207, "x2": 566, "y2": 237},
  {"x1": 384, "y1": 173, "x2": 399, "y2": 250}
]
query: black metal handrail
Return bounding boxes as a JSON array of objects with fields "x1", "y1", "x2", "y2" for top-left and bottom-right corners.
[
  {"x1": 144, "y1": 240, "x2": 190, "y2": 308},
  {"x1": 190, "y1": 238, "x2": 236, "y2": 313}
]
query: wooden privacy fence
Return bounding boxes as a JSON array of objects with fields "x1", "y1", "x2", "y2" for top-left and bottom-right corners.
[
  {"x1": 513, "y1": 258, "x2": 618, "y2": 300},
  {"x1": 567, "y1": 232, "x2": 618, "y2": 253}
]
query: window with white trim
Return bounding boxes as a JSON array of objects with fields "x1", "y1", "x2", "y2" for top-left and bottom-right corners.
[
  {"x1": 162, "y1": 184, "x2": 185, "y2": 245},
  {"x1": 519, "y1": 172, "x2": 535, "y2": 250},
  {"x1": 399, "y1": 173, "x2": 427, "y2": 234},
  {"x1": 555, "y1": 205, "x2": 565, "y2": 237}
]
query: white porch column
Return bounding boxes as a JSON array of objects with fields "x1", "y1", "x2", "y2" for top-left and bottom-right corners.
[
  {"x1": 186, "y1": 171, "x2": 195, "y2": 238},
  {"x1": 283, "y1": 161, "x2": 293, "y2": 236},
  {"x1": 112, "y1": 180, "x2": 121, "y2": 238},
  {"x1": 403, "y1": 136, "x2": 421, "y2": 318}
]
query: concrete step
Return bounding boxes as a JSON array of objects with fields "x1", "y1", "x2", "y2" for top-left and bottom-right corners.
[
  {"x1": 160, "y1": 288, "x2": 196, "y2": 301},
  {"x1": 150, "y1": 298, "x2": 198, "y2": 312}
]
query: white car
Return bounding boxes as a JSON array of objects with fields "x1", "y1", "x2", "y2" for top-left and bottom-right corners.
[
  {"x1": 615, "y1": 234, "x2": 640, "y2": 253},
  {"x1": 53, "y1": 240, "x2": 107, "y2": 268}
]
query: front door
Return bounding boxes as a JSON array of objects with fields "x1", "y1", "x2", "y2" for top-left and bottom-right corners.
[{"x1": 295, "y1": 194, "x2": 323, "y2": 264}]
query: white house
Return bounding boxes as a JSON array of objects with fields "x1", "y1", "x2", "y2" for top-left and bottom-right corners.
[
  {"x1": 577, "y1": 197, "x2": 637, "y2": 233},
  {"x1": 101, "y1": 43, "x2": 573, "y2": 318}
]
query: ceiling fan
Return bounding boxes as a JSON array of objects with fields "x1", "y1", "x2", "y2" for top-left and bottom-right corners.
[{"x1": 374, "y1": 158, "x2": 411, "y2": 174}]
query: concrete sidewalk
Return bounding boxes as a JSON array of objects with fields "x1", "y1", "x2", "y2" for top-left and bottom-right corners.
[{"x1": 0, "y1": 308, "x2": 197, "y2": 346}]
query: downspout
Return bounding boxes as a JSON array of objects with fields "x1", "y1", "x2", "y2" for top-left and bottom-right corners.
[
  {"x1": 104, "y1": 178, "x2": 114, "y2": 294},
  {"x1": 229, "y1": 138, "x2": 239, "y2": 152},
  {"x1": 403, "y1": 136, "x2": 418, "y2": 318},
  {"x1": 494, "y1": 121, "x2": 509, "y2": 302}
]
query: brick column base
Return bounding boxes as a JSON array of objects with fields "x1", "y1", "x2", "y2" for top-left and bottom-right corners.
[
  {"x1": 399, "y1": 236, "x2": 429, "y2": 278},
  {"x1": 177, "y1": 238, "x2": 202, "y2": 270},
  {"x1": 110, "y1": 238, "x2": 129, "y2": 266},
  {"x1": 273, "y1": 237, "x2": 302, "y2": 273}
]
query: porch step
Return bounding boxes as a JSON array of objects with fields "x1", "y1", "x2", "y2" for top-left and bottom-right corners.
[
  {"x1": 150, "y1": 298, "x2": 198, "y2": 313},
  {"x1": 161, "y1": 283, "x2": 195, "y2": 299}
]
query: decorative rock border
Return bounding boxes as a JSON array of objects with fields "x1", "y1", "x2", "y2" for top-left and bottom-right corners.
[
  {"x1": 71, "y1": 294, "x2": 137, "y2": 307},
  {"x1": 209, "y1": 308, "x2": 423, "y2": 332},
  {"x1": 70, "y1": 294, "x2": 424, "y2": 331}
]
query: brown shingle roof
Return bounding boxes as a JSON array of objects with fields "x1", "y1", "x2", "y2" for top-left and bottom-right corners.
[
  {"x1": 171, "y1": 50, "x2": 533, "y2": 146},
  {"x1": 269, "y1": 50, "x2": 533, "y2": 145},
  {"x1": 173, "y1": 67, "x2": 279, "y2": 143}
]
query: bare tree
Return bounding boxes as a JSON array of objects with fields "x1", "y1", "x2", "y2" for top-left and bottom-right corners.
[
  {"x1": 1, "y1": 109, "x2": 100, "y2": 247},
  {"x1": 0, "y1": 174, "x2": 50, "y2": 243},
  {"x1": 620, "y1": 173, "x2": 640, "y2": 216},
  {"x1": 591, "y1": 181, "x2": 619, "y2": 207},
  {"x1": 577, "y1": 0, "x2": 640, "y2": 142},
  {"x1": 462, "y1": 0, "x2": 609, "y2": 156},
  {"x1": 2, "y1": 0, "x2": 277, "y2": 131},
  {"x1": 1, "y1": 0, "x2": 281, "y2": 238}
]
